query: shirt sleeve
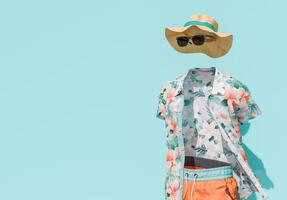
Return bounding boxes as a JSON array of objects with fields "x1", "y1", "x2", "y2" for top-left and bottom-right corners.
[
  {"x1": 235, "y1": 83, "x2": 262, "y2": 124},
  {"x1": 156, "y1": 84, "x2": 167, "y2": 120}
]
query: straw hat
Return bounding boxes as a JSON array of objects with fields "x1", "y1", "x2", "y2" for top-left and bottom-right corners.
[{"x1": 165, "y1": 14, "x2": 233, "y2": 58}]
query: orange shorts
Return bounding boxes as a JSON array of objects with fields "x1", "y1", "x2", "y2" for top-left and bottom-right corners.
[{"x1": 182, "y1": 157, "x2": 238, "y2": 200}]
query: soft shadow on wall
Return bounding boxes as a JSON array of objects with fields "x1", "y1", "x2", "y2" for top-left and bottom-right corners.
[{"x1": 240, "y1": 123, "x2": 274, "y2": 200}]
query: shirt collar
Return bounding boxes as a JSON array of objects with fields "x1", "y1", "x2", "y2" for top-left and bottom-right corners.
[{"x1": 174, "y1": 66, "x2": 222, "y2": 97}]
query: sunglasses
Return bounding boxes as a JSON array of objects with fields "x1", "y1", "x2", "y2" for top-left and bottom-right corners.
[{"x1": 176, "y1": 35, "x2": 215, "y2": 47}]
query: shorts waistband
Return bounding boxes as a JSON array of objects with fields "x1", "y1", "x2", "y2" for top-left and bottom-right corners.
[{"x1": 183, "y1": 165, "x2": 233, "y2": 181}]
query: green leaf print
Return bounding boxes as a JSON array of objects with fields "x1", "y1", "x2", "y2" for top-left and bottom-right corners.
[
  {"x1": 184, "y1": 99, "x2": 191, "y2": 106},
  {"x1": 183, "y1": 119, "x2": 188, "y2": 127},
  {"x1": 189, "y1": 75, "x2": 203, "y2": 84},
  {"x1": 233, "y1": 81, "x2": 241, "y2": 89},
  {"x1": 170, "y1": 81, "x2": 177, "y2": 88},
  {"x1": 238, "y1": 139, "x2": 243, "y2": 146},
  {"x1": 206, "y1": 81, "x2": 214, "y2": 87},
  {"x1": 226, "y1": 79, "x2": 242, "y2": 89},
  {"x1": 175, "y1": 156, "x2": 181, "y2": 163},
  {"x1": 207, "y1": 118, "x2": 213, "y2": 124},
  {"x1": 221, "y1": 99, "x2": 228, "y2": 106},
  {"x1": 167, "y1": 135, "x2": 178, "y2": 150},
  {"x1": 241, "y1": 84, "x2": 250, "y2": 92},
  {"x1": 209, "y1": 95, "x2": 221, "y2": 103},
  {"x1": 195, "y1": 145, "x2": 207, "y2": 156},
  {"x1": 208, "y1": 136, "x2": 214, "y2": 142},
  {"x1": 194, "y1": 90, "x2": 205, "y2": 97},
  {"x1": 250, "y1": 103, "x2": 259, "y2": 113},
  {"x1": 223, "y1": 147, "x2": 233, "y2": 157}
]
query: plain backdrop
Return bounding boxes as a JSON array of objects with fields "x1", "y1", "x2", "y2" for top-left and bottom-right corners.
[{"x1": 0, "y1": 1, "x2": 285, "y2": 199}]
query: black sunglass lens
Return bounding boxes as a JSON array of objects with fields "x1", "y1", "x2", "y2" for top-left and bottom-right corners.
[
  {"x1": 176, "y1": 37, "x2": 189, "y2": 47},
  {"x1": 192, "y1": 35, "x2": 205, "y2": 46}
]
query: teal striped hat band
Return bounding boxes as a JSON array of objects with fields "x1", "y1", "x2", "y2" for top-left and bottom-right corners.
[{"x1": 183, "y1": 20, "x2": 217, "y2": 32}]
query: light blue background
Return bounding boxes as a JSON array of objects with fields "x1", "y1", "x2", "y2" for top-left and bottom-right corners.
[{"x1": 0, "y1": 1, "x2": 285, "y2": 199}]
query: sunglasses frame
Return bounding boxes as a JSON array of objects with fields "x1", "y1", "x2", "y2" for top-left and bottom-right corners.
[{"x1": 176, "y1": 34, "x2": 216, "y2": 47}]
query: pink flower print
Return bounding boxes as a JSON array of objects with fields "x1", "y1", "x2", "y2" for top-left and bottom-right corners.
[
  {"x1": 175, "y1": 149, "x2": 181, "y2": 158},
  {"x1": 237, "y1": 99, "x2": 249, "y2": 122},
  {"x1": 209, "y1": 101, "x2": 217, "y2": 111},
  {"x1": 165, "y1": 88, "x2": 176, "y2": 104},
  {"x1": 166, "y1": 150, "x2": 175, "y2": 169},
  {"x1": 237, "y1": 115, "x2": 247, "y2": 124},
  {"x1": 224, "y1": 86, "x2": 241, "y2": 114},
  {"x1": 224, "y1": 86, "x2": 240, "y2": 107},
  {"x1": 195, "y1": 98, "x2": 205, "y2": 108},
  {"x1": 169, "y1": 99, "x2": 181, "y2": 112},
  {"x1": 251, "y1": 111, "x2": 258, "y2": 118},
  {"x1": 231, "y1": 119, "x2": 241, "y2": 141},
  {"x1": 202, "y1": 121, "x2": 218, "y2": 135},
  {"x1": 166, "y1": 118, "x2": 179, "y2": 134},
  {"x1": 224, "y1": 86, "x2": 238, "y2": 100},
  {"x1": 167, "y1": 179, "x2": 179, "y2": 200},
  {"x1": 238, "y1": 87, "x2": 250, "y2": 101},
  {"x1": 239, "y1": 147, "x2": 248, "y2": 163},
  {"x1": 219, "y1": 109, "x2": 229, "y2": 123},
  {"x1": 238, "y1": 98, "x2": 249, "y2": 111},
  {"x1": 227, "y1": 100, "x2": 235, "y2": 114},
  {"x1": 159, "y1": 103, "x2": 166, "y2": 118},
  {"x1": 205, "y1": 141, "x2": 218, "y2": 152},
  {"x1": 171, "y1": 165, "x2": 181, "y2": 177}
]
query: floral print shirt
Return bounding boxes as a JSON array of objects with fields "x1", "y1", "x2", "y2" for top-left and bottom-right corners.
[{"x1": 156, "y1": 67, "x2": 267, "y2": 200}]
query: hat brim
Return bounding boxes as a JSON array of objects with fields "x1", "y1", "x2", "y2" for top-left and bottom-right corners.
[{"x1": 165, "y1": 25, "x2": 233, "y2": 58}]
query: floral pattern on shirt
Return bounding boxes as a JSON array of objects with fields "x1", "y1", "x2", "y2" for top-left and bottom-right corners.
[{"x1": 156, "y1": 67, "x2": 267, "y2": 200}]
